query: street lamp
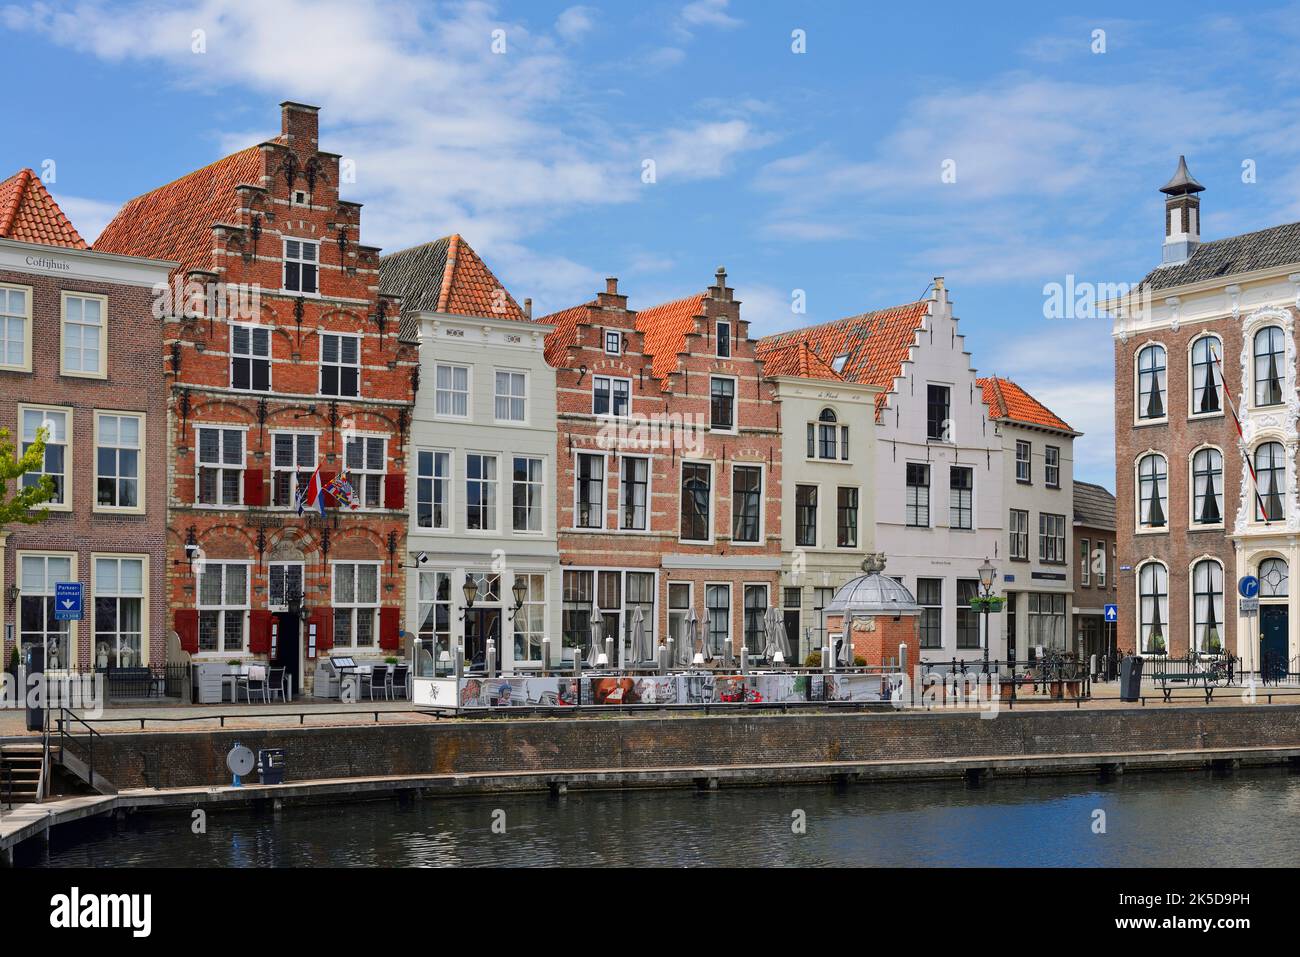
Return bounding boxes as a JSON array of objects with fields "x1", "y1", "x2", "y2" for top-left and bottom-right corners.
[
  {"x1": 978, "y1": 556, "x2": 997, "y2": 675},
  {"x1": 507, "y1": 578, "x2": 528, "y2": 622}
]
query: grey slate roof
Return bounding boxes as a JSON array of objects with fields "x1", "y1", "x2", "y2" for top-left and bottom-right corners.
[
  {"x1": 1139, "y1": 220, "x2": 1300, "y2": 292},
  {"x1": 1074, "y1": 480, "x2": 1116, "y2": 531},
  {"x1": 379, "y1": 237, "x2": 451, "y2": 342}
]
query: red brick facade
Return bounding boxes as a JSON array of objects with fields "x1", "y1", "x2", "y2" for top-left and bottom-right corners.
[{"x1": 540, "y1": 270, "x2": 783, "y2": 659}]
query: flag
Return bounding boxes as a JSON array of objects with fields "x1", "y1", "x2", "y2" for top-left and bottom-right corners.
[
  {"x1": 324, "y1": 470, "x2": 360, "y2": 510},
  {"x1": 296, "y1": 465, "x2": 326, "y2": 517}
]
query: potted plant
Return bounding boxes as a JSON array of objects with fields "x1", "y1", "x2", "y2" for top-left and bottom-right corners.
[
  {"x1": 1205, "y1": 629, "x2": 1223, "y2": 656},
  {"x1": 1149, "y1": 632, "x2": 1166, "y2": 656},
  {"x1": 384, "y1": 656, "x2": 399, "y2": 666}
]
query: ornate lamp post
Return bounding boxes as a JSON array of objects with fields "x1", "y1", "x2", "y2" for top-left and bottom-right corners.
[{"x1": 978, "y1": 557, "x2": 998, "y2": 675}]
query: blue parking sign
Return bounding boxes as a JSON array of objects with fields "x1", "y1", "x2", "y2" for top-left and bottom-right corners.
[
  {"x1": 1103, "y1": 604, "x2": 1118, "y2": 623},
  {"x1": 54, "y1": 581, "x2": 83, "y2": 621}
]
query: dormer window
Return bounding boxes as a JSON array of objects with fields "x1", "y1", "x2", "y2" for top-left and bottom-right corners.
[
  {"x1": 831, "y1": 354, "x2": 848, "y2": 375},
  {"x1": 604, "y1": 330, "x2": 622, "y2": 356},
  {"x1": 716, "y1": 320, "x2": 731, "y2": 358},
  {"x1": 284, "y1": 239, "x2": 318, "y2": 294}
]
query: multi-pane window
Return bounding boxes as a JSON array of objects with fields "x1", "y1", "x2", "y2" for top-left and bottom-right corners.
[
  {"x1": 732, "y1": 465, "x2": 761, "y2": 543},
  {"x1": 320, "y1": 334, "x2": 360, "y2": 397},
  {"x1": 1044, "y1": 446, "x2": 1060, "y2": 488},
  {"x1": 619, "y1": 456, "x2": 649, "y2": 531},
  {"x1": 1192, "y1": 447, "x2": 1223, "y2": 526},
  {"x1": 710, "y1": 377, "x2": 735, "y2": 430},
  {"x1": 21, "y1": 407, "x2": 68, "y2": 506},
  {"x1": 716, "y1": 320, "x2": 731, "y2": 358},
  {"x1": 705, "y1": 583, "x2": 730, "y2": 655},
  {"x1": 795, "y1": 485, "x2": 818, "y2": 547},
  {"x1": 782, "y1": 588, "x2": 801, "y2": 658},
  {"x1": 1039, "y1": 513, "x2": 1066, "y2": 564},
  {"x1": 198, "y1": 562, "x2": 247, "y2": 654},
  {"x1": 268, "y1": 562, "x2": 304, "y2": 609},
  {"x1": 283, "y1": 238, "x2": 319, "y2": 294},
  {"x1": 62, "y1": 293, "x2": 104, "y2": 375},
  {"x1": 1260, "y1": 557, "x2": 1289, "y2": 598},
  {"x1": 743, "y1": 584, "x2": 768, "y2": 655},
  {"x1": 333, "y1": 563, "x2": 380, "y2": 649},
  {"x1": 1079, "y1": 538, "x2": 1091, "y2": 586},
  {"x1": 575, "y1": 453, "x2": 605, "y2": 529},
  {"x1": 1255, "y1": 441, "x2": 1286, "y2": 522},
  {"x1": 230, "y1": 324, "x2": 270, "y2": 391},
  {"x1": 271, "y1": 432, "x2": 316, "y2": 507},
  {"x1": 562, "y1": 571, "x2": 594, "y2": 651},
  {"x1": 95, "y1": 414, "x2": 142, "y2": 510},
  {"x1": 593, "y1": 376, "x2": 631, "y2": 417},
  {"x1": 680, "y1": 462, "x2": 712, "y2": 542},
  {"x1": 94, "y1": 556, "x2": 145, "y2": 668},
  {"x1": 906, "y1": 463, "x2": 930, "y2": 527},
  {"x1": 495, "y1": 371, "x2": 527, "y2": 422},
  {"x1": 1138, "y1": 562, "x2": 1169, "y2": 655},
  {"x1": 623, "y1": 572, "x2": 655, "y2": 654},
  {"x1": 1192, "y1": 560, "x2": 1225, "y2": 654},
  {"x1": 926, "y1": 384, "x2": 951, "y2": 441},
  {"x1": 669, "y1": 583, "x2": 693, "y2": 650},
  {"x1": 1254, "y1": 326, "x2": 1285, "y2": 407},
  {"x1": 949, "y1": 466, "x2": 972, "y2": 530},
  {"x1": 1137, "y1": 343, "x2": 1167, "y2": 419},
  {"x1": 956, "y1": 579, "x2": 980, "y2": 649},
  {"x1": 808, "y1": 408, "x2": 849, "y2": 461},
  {"x1": 1097, "y1": 543, "x2": 1107, "y2": 587},
  {"x1": 513, "y1": 573, "x2": 547, "y2": 664},
  {"x1": 435, "y1": 364, "x2": 470, "y2": 417},
  {"x1": 1190, "y1": 336, "x2": 1222, "y2": 415},
  {"x1": 417, "y1": 450, "x2": 450, "y2": 529},
  {"x1": 417, "y1": 571, "x2": 452, "y2": 662},
  {"x1": 0, "y1": 284, "x2": 28, "y2": 369},
  {"x1": 1009, "y1": 508, "x2": 1029, "y2": 560},
  {"x1": 1137, "y1": 454, "x2": 1168, "y2": 529},
  {"x1": 512, "y1": 456, "x2": 544, "y2": 532},
  {"x1": 604, "y1": 330, "x2": 622, "y2": 355},
  {"x1": 196, "y1": 427, "x2": 244, "y2": 505},
  {"x1": 466, "y1": 453, "x2": 498, "y2": 531},
  {"x1": 1028, "y1": 594, "x2": 1067, "y2": 652},
  {"x1": 19, "y1": 554, "x2": 72, "y2": 669},
  {"x1": 917, "y1": 578, "x2": 942, "y2": 649},
  {"x1": 837, "y1": 487, "x2": 858, "y2": 547},
  {"x1": 1015, "y1": 440, "x2": 1031, "y2": 483},
  {"x1": 344, "y1": 436, "x2": 386, "y2": 507}
]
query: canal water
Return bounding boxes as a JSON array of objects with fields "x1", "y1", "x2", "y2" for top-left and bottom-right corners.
[{"x1": 29, "y1": 768, "x2": 1300, "y2": 867}]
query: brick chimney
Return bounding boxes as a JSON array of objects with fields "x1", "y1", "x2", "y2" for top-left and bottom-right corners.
[
  {"x1": 280, "y1": 101, "x2": 320, "y2": 153},
  {"x1": 1160, "y1": 155, "x2": 1204, "y2": 265}
]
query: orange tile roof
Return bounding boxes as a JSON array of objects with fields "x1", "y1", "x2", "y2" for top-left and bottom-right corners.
[
  {"x1": 93, "y1": 145, "x2": 265, "y2": 275},
  {"x1": 441, "y1": 235, "x2": 524, "y2": 321},
  {"x1": 538, "y1": 302, "x2": 594, "y2": 368},
  {"x1": 634, "y1": 292, "x2": 705, "y2": 383},
  {"x1": 758, "y1": 341, "x2": 844, "y2": 381},
  {"x1": 977, "y1": 376, "x2": 1075, "y2": 433},
  {"x1": 0, "y1": 169, "x2": 87, "y2": 248},
  {"x1": 756, "y1": 300, "x2": 929, "y2": 415}
]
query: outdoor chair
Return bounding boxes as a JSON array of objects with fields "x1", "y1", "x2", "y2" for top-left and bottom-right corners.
[
  {"x1": 244, "y1": 665, "x2": 268, "y2": 703},
  {"x1": 362, "y1": 666, "x2": 390, "y2": 700},
  {"x1": 390, "y1": 665, "x2": 410, "y2": 700},
  {"x1": 266, "y1": 666, "x2": 288, "y2": 703}
]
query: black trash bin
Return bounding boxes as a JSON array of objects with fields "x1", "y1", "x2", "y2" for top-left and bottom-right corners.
[
  {"x1": 24, "y1": 646, "x2": 44, "y2": 732},
  {"x1": 1119, "y1": 655, "x2": 1144, "y2": 702},
  {"x1": 258, "y1": 748, "x2": 285, "y2": 785}
]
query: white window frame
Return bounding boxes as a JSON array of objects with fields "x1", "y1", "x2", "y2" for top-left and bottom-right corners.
[
  {"x1": 1134, "y1": 341, "x2": 1168, "y2": 424},
  {"x1": 343, "y1": 433, "x2": 388, "y2": 509},
  {"x1": 1015, "y1": 440, "x2": 1032, "y2": 483},
  {"x1": 283, "y1": 237, "x2": 320, "y2": 296},
  {"x1": 794, "y1": 483, "x2": 819, "y2": 548},
  {"x1": 704, "y1": 582, "x2": 732, "y2": 655},
  {"x1": 465, "y1": 451, "x2": 499, "y2": 532},
  {"x1": 742, "y1": 582, "x2": 769, "y2": 655},
  {"x1": 60, "y1": 291, "x2": 108, "y2": 379},
  {"x1": 574, "y1": 452, "x2": 607, "y2": 530},
  {"x1": 715, "y1": 319, "x2": 731, "y2": 358},
  {"x1": 836, "y1": 484, "x2": 860, "y2": 548},
  {"x1": 229, "y1": 321, "x2": 272, "y2": 392},
  {"x1": 434, "y1": 363, "x2": 471, "y2": 419},
  {"x1": 1189, "y1": 444, "x2": 1225, "y2": 529},
  {"x1": 268, "y1": 561, "x2": 305, "y2": 612},
  {"x1": 679, "y1": 459, "x2": 714, "y2": 544},
  {"x1": 1188, "y1": 334, "x2": 1224, "y2": 419},
  {"x1": 668, "y1": 581, "x2": 694, "y2": 649},
  {"x1": 948, "y1": 465, "x2": 973, "y2": 531},
  {"x1": 195, "y1": 425, "x2": 247, "y2": 507},
  {"x1": 511, "y1": 572, "x2": 548, "y2": 666},
  {"x1": 320, "y1": 332, "x2": 361, "y2": 398},
  {"x1": 511, "y1": 455, "x2": 545, "y2": 534},
  {"x1": 494, "y1": 368, "x2": 529, "y2": 424},
  {"x1": 0, "y1": 281, "x2": 33, "y2": 372},
  {"x1": 1044, "y1": 446, "x2": 1060, "y2": 489},
  {"x1": 603, "y1": 329, "x2": 622, "y2": 356},
  {"x1": 17, "y1": 550, "x2": 77, "y2": 670},
  {"x1": 19, "y1": 403, "x2": 72, "y2": 511},
  {"x1": 592, "y1": 375, "x2": 632, "y2": 418},
  {"x1": 416, "y1": 448, "x2": 452, "y2": 532},
  {"x1": 93, "y1": 410, "x2": 145, "y2": 514},
  {"x1": 1079, "y1": 537, "x2": 1091, "y2": 586},
  {"x1": 91, "y1": 553, "x2": 149, "y2": 668},
  {"x1": 196, "y1": 561, "x2": 250, "y2": 656},
  {"x1": 270, "y1": 430, "x2": 318, "y2": 509},
  {"x1": 331, "y1": 561, "x2": 382, "y2": 650},
  {"x1": 618, "y1": 454, "x2": 651, "y2": 532},
  {"x1": 731, "y1": 462, "x2": 764, "y2": 546},
  {"x1": 709, "y1": 375, "x2": 738, "y2": 433},
  {"x1": 1009, "y1": 508, "x2": 1029, "y2": 560}
]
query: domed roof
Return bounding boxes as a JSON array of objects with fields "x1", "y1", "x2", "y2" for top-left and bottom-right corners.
[{"x1": 826, "y1": 554, "x2": 920, "y2": 614}]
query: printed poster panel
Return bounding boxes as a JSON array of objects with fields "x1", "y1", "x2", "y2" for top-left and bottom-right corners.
[{"x1": 458, "y1": 676, "x2": 577, "y2": 709}]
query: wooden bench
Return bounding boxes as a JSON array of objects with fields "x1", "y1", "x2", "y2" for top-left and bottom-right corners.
[{"x1": 1149, "y1": 665, "x2": 1214, "y2": 702}]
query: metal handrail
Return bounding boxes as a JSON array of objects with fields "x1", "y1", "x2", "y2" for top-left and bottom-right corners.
[{"x1": 57, "y1": 707, "x2": 105, "y2": 792}]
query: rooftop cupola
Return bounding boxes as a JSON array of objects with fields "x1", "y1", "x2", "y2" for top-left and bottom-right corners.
[{"x1": 1160, "y1": 155, "x2": 1205, "y2": 265}]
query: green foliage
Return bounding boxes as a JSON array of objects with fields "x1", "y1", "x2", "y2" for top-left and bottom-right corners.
[
  {"x1": 0, "y1": 426, "x2": 55, "y2": 528},
  {"x1": 804, "y1": 651, "x2": 821, "y2": 668}
]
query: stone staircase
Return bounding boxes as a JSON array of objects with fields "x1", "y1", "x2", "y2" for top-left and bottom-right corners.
[{"x1": 0, "y1": 743, "x2": 57, "y2": 805}]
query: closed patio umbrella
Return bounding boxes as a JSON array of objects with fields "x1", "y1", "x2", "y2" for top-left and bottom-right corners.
[
  {"x1": 630, "y1": 605, "x2": 653, "y2": 663},
  {"x1": 770, "y1": 610, "x2": 792, "y2": 663},
  {"x1": 682, "y1": 608, "x2": 700, "y2": 665}
]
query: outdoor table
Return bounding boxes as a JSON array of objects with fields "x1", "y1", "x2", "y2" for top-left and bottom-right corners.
[{"x1": 223, "y1": 668, "x2": 248, "y2": 703}]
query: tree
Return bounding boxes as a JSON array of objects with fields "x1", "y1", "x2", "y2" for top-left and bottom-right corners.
[{"x1": 0, "y1": 426, "x2": 56, "y2": 528}]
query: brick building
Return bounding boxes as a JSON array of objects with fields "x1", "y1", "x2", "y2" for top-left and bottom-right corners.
[
  {"x1": 94, "y1": 102, "x2": 415, "y2": 694},
  {"x1": 1109, "y1": 155, "x2": 1298, "y2": 668},
  {"x1": 0, "y1": 169, "x2": 173, "y2": 672},
  {"x1": 538, "y1": 269, "x2": 783, "y2": 664},
  {"x1": 1071, "y1": 480, "x2": 1117, "y2": 662}
]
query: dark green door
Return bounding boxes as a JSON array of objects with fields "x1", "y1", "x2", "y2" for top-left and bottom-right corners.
[{"x1": 1260, "y1": 605, "x2": 1288, "y2": 681}]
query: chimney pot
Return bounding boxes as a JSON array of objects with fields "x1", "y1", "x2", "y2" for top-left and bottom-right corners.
[{"x1": 606, "y1": 277, "x2": 619, "y2": 295}]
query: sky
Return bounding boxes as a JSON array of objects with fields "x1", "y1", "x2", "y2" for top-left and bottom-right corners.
[{"x1": 5, "y1": 0, "x2": 1300, "y2": 488}]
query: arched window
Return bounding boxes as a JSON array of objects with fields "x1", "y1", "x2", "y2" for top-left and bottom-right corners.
[
  {"x1": 1137, "y1": 344, "x2": 1167, "y2": 420},
  {"x1": 1190, "y1": 336, "x2": 1222, "y2": 415},
  {"x1": 807, "y1": 407, "x2": 848, "y2": 461},
  {"x1": 1137, "y1": 454, "x2": 1168, "y2": 528},
  {"x1": 1254, "y1": 442, "x2": 1286, "y2": 522},
  {"x1": 1260, "y1": 558, "x2": 1289, "y2": 597},
  {"x1": 1192, "y1": 560, "x2": 1224, "y2": 654},
  {"x1": 1191, "y1": 448, "x2": 1223, "y2": 525},
  {"x1": 1254, "y1": 326, "x2": 1285, "y2": 407},
  {"x1": 1139, "y1": 562, "x2": 1169, "y2": 655}
]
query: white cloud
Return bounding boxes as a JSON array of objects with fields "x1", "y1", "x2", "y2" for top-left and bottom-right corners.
[
  {"x1": 642, "y1": 119, "x2": 771, "y2": 182},
  {"x1": 555, "y1": 5, "x2": 596, "y2": 42},
  {"x1": 679, "y1": 0, "x2": 741, "y2": 32}
]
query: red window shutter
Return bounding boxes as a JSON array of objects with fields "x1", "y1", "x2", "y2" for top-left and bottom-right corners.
[
  {"x1": 175, "y1": 609, "x2": 199, "y2": 654},
  {"x1": 243, "y1": 467, "x2": 266, "y2": 506},
  {"x1": 320, "y1": 471, "x2": 336, "y2": 506},
  {"x1": 384, "y1": 473, "x2": 405, "y2": 510},
  {"x1": 249, "y1": 609, "x2": 273, "y2": 654},
  {"x1": 379, "y1": 606, "x2": 401, "y2": 650},
  {"x1": 312, "y1": 608, "x2": 334, "y2": 652}
]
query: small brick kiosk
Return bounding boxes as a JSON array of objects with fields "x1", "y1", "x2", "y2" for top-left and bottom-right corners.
[{"x1": 823, "y1": 554, "x2": 921, "y2": 671}]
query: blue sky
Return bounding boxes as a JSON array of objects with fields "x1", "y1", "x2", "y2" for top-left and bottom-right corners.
[{"x1": 5, "y1": 0, "x2": 1300, "y2": 487}]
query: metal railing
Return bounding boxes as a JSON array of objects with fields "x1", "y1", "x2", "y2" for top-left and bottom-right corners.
[
  {"x1": 55, "y1": 708, "x2": 105, "y2": 793},
  {"x1": 919, "y1": 656, "x2": 1092, "y2": 708}
]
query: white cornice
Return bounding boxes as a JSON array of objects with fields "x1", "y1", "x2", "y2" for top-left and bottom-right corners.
[{"x1": 0, "y1": 238, "x2": 176, "y2": 287}]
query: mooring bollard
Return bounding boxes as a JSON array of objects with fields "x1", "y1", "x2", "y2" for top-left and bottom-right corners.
[
  {"x1": 541, "y1": 638, "x2": 551, "y2": 677},
  {"x1": 486, "y1": 639, "x2": 497, "y2": 679}
]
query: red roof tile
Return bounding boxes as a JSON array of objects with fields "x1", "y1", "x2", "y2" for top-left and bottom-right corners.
[
  {"x1": 634, "y1": 293, "x2": 705, "y2": 383},
  {"x1": 756, "y1": 300, "x2": 929, "y2": 416},
  {"x1": 0, "y1": 169, "x2": 87, "y2": 249},
  {"x1": 441, "y1": 234, "x2": 525, "y2": 321},
  {"x1": 538, "y1": 302, "x2": 594, "y2": 367},
  {"x1": 758, "y1": 341, "x2": 844, "y2": 381},
  {"x1": 93, "y1": 145, "x2": 264, "y2": 275},
  {"x1": 977, "y1": 376, "x2": 1075, "y2": 433}
]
